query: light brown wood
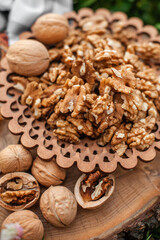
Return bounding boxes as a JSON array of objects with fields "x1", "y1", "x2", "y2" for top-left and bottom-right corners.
[
  {"x1": 1, "y1": 8, "x2": 160, "y2": 173},
  {"x1": 0, "y1": 119, "x2": 160, "y2": 240}
]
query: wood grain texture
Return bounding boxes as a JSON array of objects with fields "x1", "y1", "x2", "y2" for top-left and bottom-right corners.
[{"x1": 0, "y1": 120, "x2": 160, "y2": 240}]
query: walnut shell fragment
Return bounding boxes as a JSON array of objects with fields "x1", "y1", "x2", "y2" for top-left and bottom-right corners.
[
  {"x1": 74, "y1": 171, "x2": 115, "y2": 209},
  {"x1": 40, "y1": 186, "x2": 77, "y2": 227},
  {"x1": 31, "y1": 157, "x2": 66, "y2": 187},
  {"x1": 6, "y1": 39, "x2": 49, "y2": 76},
  {"x1": 1, "y1": 210, "x2": 44, "y2": 240},
  {"x1": 0, "y1": 145, "x2": 32, "y2": 174},
  {"x1": 32, "y1": 13, "x2": 69, "y2": 45},
  {"x1": 0, "y1": 172, "x2": 40, "y2": 211}
]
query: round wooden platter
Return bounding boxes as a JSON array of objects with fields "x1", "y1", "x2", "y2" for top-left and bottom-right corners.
[{"x1": 0, "y1": 119, "x2": 160, "y2": 240}]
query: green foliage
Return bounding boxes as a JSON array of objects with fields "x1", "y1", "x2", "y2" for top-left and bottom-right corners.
[
  {"x1": 73, "y1": 0, "x2": 160, "y2": 31},
  {"x1": 145, "y1": 227, "x2": 160, "y2": 240}
]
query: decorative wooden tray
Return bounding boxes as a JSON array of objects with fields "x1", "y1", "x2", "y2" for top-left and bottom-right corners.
[{"x1": 0, "y1": 8, "x2": 160, "y2": 173}]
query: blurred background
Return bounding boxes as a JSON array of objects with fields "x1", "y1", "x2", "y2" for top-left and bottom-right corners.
[{"x1": 74, "y1": 0, "x2": 160, "y2": 32}]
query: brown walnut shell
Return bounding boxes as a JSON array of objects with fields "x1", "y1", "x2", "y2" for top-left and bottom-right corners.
[
  {"x1": 6, "y1": 39, "x2": 49, "y2": 76},
  {"x1": 40, "y1": 186, "x2": 77, "y2": 227},
  {"x1": 0, "y1": 145, "x2": 32, "y2": 174},
  {"x1": 74, "y1": 173, "x2": 115, "y2": 209},
  {"x1": 1, "y1": 210, "x2": 44, "y2": 240},
  {"x1": 31, "y1": 157, "x2": 66, "y2": 187},
  {"x1": 0, "y1": 172, "x2": 40, "y2": 211},
  {"x1": 32, "y1": 13, "x2": 69, "y2": 45}
]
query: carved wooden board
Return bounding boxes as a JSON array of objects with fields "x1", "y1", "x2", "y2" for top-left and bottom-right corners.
[{"x1": 0, "y1": 119, "x2": 160, "y2": 240}]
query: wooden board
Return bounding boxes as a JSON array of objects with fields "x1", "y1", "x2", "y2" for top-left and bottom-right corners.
[{"x1": 0, "y1": 119, "x2": 160, "y2": 240}]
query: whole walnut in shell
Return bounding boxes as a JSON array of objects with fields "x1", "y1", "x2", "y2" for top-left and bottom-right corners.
[
  {"x1": 32, "y1": 13, "x2": 69, "y2": 45},
  {"x1": 31, "y1": 157, "x2": 66, "y2": 187},
  {"x1": 0, "y1": 145, "x2": 32, "y2": 173},
  {"x1": 74, "y1": 171, "x2": 115, "y2": 209},
  {"x1": 6, "y1": 39, "x2": 49, "y2": 76},
  {"x1": 40, "y1": 186, "x2": 77, "y2": 227},
  {"x1": 1, "y1": 210, "x2": 44, "y2": 240}
]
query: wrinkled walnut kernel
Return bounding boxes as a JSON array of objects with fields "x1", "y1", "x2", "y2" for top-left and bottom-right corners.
[
  {"x1": 80, "y1": 171, "x2": 113, "y2": 201},
  {"x1": 0, "y1": 173, "x2": 40, "y2": 211}
]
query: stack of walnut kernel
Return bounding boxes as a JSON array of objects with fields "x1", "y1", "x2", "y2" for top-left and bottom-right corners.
[{"x1": 10, "y1": 15, "x2": 160, "y2": 156}]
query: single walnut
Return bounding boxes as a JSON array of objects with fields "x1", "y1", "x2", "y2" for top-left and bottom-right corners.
[
  {"x1": 129, "y1": 42, "x2": 160, "y2": 63},
  {"x1": 74, "y1": 171, "x2": 115, "y2": 209},
  {"x1": 41, "y1": 85, "x2": 64, "y2": 108},
  {"x1": 136, "y1": 68, "x2": 158, "y2": 84},
  {"x1": 63, "y1": 76, "x2": 84, "y2": 91},
  {"x1": 48, "y1": 48, "x2": 62, "y2": 61},
  {"x1": 21, "y1": 81, "x2": 44, "y2": 119},
  {"x1": 94, "y1": 48, "x2": 123, "y2": 66},
  {"x1": 59, "y1": 85, "x2": 80, "y2": 114},
  {"x1": 63, "y1": 29, "x2": 84, "y2": 46},
  {"x1": 6, "y1": 40, "x2": 49, "y2": 76},
  {"x1": 53, "y1": 119, "x2": 80, "y2": 143},
  {"x1": 136, "y1": 78, "x2": 158, "y2": 99},
  {"x1": 40, "y1": 186, "x2": 77, "y2": 227},
  {"x1": 121, "y1": 90, "x2": 151, "y2": 121},
  {"x1": 31, "y1": 157, "x2": 66, "y2": 187},
  {"x1": 1, "y1": 210, "x2": 44, "y2": 240},
  {"x1": 79, "y1": 16, "x2": 108, "y2": 32},
  {"x1": 0, "y1": 145, "x2": 32, "y2": 173},
  {"x1": 0, "y1": 172, "x2": 40, "y2": 211},
  {"x1": 10, "y1": 75, "x2": 28, "y2": 93},
  {"x1": 97, "y1": 125, "x2": 118, "y2": 146},
  {"x1": 127, "y1": 116, "x2": 155, "y2": 150},
  {"x1": 67, "y1": 115, "x2": 93, "y2": 136},
  {"x1": 32, "y1": 13, "x2": 69, "y2": 45},
  {"x1": 111, "y1": 123, "x2": 132, "y2": 156},
  {"x1": 154, "y1": 96, "x2": 160, "y2": 112}
]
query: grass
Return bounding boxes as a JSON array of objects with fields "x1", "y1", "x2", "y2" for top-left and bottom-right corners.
[{"x1": 145, "y1": 227, "x2": 160, "y2": 240}]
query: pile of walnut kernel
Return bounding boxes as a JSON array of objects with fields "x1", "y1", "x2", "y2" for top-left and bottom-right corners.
[{"x1": 10, "y1": 15, "x2": 160, "y2": 156}]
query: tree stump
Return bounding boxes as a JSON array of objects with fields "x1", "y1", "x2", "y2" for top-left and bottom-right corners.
[{"x1": 0, "y1": 119, "x2": 160, "y2": 239}]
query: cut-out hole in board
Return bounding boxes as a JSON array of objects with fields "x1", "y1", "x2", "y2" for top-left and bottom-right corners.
[
  {"x1": 18, "y1": 116, "x2": 27, "y2": 127},
  {"x1": 84, "y1": 156, "x2": 90, "y2": 162},
  {"x1": 10, "y1": 101, "x2": 19, "y2": 112},
  {"x1": 23, "y1": 108, "x2": 31, "y2": 118},
  {"x1": 76, "y1": 148, "x2": 81, "y2": 153},
  {"x1": 103, "y1": 156, "x2": 110, "y2": 162},
  {"x1": 64, "y1": 152, "x2": 70, "y2": 158}
]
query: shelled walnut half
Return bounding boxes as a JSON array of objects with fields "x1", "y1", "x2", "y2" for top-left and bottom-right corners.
[
  {"x1": 74, "y1": 170, "x2": 115, "y2": 209},
  {"x1": 0, "y1": 172, "x2": 40, "y2": 211}
]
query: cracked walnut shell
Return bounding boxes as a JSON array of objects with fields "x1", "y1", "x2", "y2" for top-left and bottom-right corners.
[
  {"x1": 32, "y1": 13, "x2": 69, "y2": 45},
  {"x1": 74, "y1": 171, "x2": 115, "y2": 209},
  {"x1": 40, "y1": 186, "x2": 77, "y2": 227},
  {"x1": 0, "y1": 172, "x2": 40, "y2": 211},
  {"x1": 1, "y1": 210, "x2": 44, "y2": 240},
  {"x1": 31, "y1": 157, "x2": 66, "y2": 187},
  {"x1": 0, "y1": 145, "x2": 32, "y2": 174},
  {"x1": 6, "y1": 39, "x2": 49, "y2": 76}
]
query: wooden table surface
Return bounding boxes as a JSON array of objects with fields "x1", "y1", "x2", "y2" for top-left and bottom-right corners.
[{"x1": 0, "y1": 119, "x2": 160, "y2": 240}]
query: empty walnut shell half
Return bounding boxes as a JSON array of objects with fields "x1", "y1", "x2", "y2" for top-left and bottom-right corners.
[
  {"x1": 1, "y1": 210, "x2": 44, "y2": 240},
  {"x1": 74, "y1": 170, "x2": 115, "y2": 209},
  {"x1": 6, "y1": 39, "x2": 49, "y2": 76},
  {"x1": 32, "y1": 13, "x2": 69, "y2": 45},
  {"x1": 40, "y1": 186, "x2": 77, "y2": 227},
  {"x1": 0, "y1": 172, "x2": 40, "y2": 211},
  {"x1": 31, "y1": 157, "x2": 66, "y2": 187}
]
